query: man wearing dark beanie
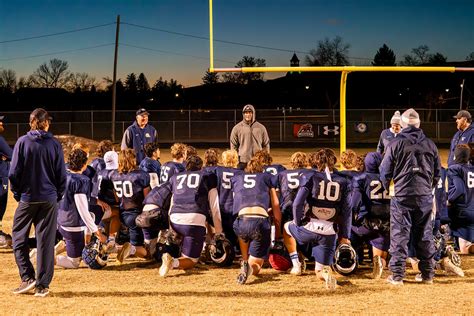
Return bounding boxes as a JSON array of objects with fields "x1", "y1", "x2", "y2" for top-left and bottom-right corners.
[{"x1": 380, "y1": 108, "x2": 441, "y2": 285}]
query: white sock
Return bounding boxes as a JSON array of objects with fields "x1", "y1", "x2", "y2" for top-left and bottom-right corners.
[
  {"x1": 289, "y1": 251, "x2": 300, "y2": 267},
  {"x1": 172, "y1": 258, "x2": 179, "y2": 268},
  {"x1": 130, "y1": 245, "x2": 136, "y2": 255}
]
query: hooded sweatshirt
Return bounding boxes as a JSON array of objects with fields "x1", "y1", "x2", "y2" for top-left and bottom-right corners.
[
  {"x1": 9, "y1": 130, "x2": 66, "y2": 202},
  {"x1": 380, "y1": 126, "x2": 440, "y2": 197},
  {"x1": 230, "y1": 104, "x2": 270, "y2": 163}
]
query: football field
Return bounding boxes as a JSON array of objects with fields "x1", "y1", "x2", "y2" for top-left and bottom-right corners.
[{"x1": 0, "y1": 147, "x2": 473, "y2": 314}]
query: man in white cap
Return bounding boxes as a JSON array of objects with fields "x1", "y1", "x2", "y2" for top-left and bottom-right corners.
[
  {"x1": 448, "y1": 110, "x2": 474, "y2": 166},
  {"x1": 380, "y1": 108, "x2": 441, "y2": 285},
  {"x1": 377, "y1": 111, "x2": 401, "y2": 154}
]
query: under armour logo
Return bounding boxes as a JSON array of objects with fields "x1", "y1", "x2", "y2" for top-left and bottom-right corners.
[
  {"x1": 323, "y1": 125, "x2": 339, "y2": 135},
  {"x1": 2, "y1": 185, "x2": 6, "y2": 190}
]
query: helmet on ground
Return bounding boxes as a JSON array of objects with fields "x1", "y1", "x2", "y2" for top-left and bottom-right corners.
[
  {"x1": 269, "y1": 245, "x2": 292, "y2": 272},
  {"x1": 209, "y1": 238, "x2": 235, "y2": 267},
  {"x1": 82, "y1": 239, "x2": 108, "y2": 269},
  {"x1": 333, "y1": 243, "x2": 357, "y2": 276}
]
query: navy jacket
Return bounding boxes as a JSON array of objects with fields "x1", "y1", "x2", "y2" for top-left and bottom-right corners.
[
  {"x1": 0, "y1": 135, "x2": 13, "y2": 177},
  {"x1": 380, "y1": 126, "x2": 440, "y2": 197},
  {"x1": 377, "y1": 128, "x2": 398, "y2": 154},
  {"x1": 121, "y1": 121, "x2": 157, "y2": 164},
  {"x1": 9, "y1": 130, "x2": 66, "y2": 203},
  {"x1": 448, "y1": 124, "x2": 474, "y2": 166}
]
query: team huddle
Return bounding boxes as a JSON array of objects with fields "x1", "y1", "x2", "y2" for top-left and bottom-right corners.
[{"x1": 2, "y1": 107, "x2": 474, "y2": 297}]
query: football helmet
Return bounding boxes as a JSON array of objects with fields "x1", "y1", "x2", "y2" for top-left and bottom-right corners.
[
  {"x1": 82, "y1": 239, "x2": 108, "y2": 269},
  {"x1": 333, "y1": 243, "x2": 357, "y2": 276},
  {"x1": 209, "y1": 236, "x2": 235, "y2": 267},
  {"x1": 268, "y1": 244, "x2": 292, "y2": 271}
]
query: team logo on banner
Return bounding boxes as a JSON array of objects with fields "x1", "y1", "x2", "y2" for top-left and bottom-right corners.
[
  {"x1": 322, "y1": 125, "x2": 339, "y2": 136},
  {"x1": 293, "y1": 123, "x2": 314, "y2": 138}
]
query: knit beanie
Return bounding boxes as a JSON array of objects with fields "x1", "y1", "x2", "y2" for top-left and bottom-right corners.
[
  {"x1": 400, "y1": 108, "x2": 420, "y2": 128},
  {"x1": 390, "y1": 111, "x2": 401, "y2": 125}
]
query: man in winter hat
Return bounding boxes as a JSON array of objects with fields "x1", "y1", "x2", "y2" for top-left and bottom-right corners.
[{"x1": 377, "y1": 111, "x2": 402, "y2": 154}]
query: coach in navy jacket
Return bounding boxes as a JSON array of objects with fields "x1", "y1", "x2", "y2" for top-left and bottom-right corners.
[
  {"x1": 121, "y1": 108, "x2": 157, "y2": 164},
  {"x1": 9, "y1": 108, "x2": 66, "y2": 296},
  {"x1": 380, "y1": 108, "x2": 440, "y2": 285},
  {"x1": 448, "y1": 110, "x2": 474, "y2": 166}
]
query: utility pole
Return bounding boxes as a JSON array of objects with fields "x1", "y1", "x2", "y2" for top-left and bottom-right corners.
[{"x1": 111, "y1": 14, "x2": 120, "y2": 142}]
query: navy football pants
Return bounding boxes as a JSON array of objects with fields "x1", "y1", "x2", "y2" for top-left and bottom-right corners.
[
  {"x1": 389, "y1": 196, "x2": 435, "y2": 280},
  {"x1": 12, "y1": 201, "x2": 58, "y2": 288}
]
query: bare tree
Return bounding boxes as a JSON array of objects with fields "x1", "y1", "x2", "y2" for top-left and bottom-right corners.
[
  {"x1": 305, "y1": 36, "x2": 350, "y2": 66},
  {"x1": 400, "y1": 45, "x2": 432, "y2": 65},
  {"x1": 32, "y1": 58, "x2": 72, "y2": 88},
  {"x1": 466, "y1": 52, "x2": 474, "y2": 61},
  {"x1": 69, "y1": 72, "x2": 96, "y2": 92},
  {"x1": 0, "y1": 69, "x2": 17, "y2": 92}
]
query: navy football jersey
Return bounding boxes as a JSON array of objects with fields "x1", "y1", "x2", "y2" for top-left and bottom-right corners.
[
  {"x1": 264, "y1": 164, "x2": 287, "y2": 176},
  {"x1": 90, "y1": 158, "x2": 105, "y2": 199},
  {"x1": 111, "y1": 170, "x2": 150, "y2": 210},
  {"x1": 58, "y1": 171, "x2": 91, "y2": 227},
  {"x1": 293, "y1": 171, "x2": 351, "y2": 238},
  {"x1": 168, "y1": 170, "x2": 218, "y2": 216},
  {"x1": 352, "y1": 172, "x2": 391, "y2": 220},
  {"x1": 139, "y1": 157, "x2": 161, "y2": 189},
  {"x1": 278, "y1": 168, "x2": 315, "y2": 211},
  {"x1": 448, "y1": 163, "x2": 474, "y2": 212},
  {"x1": 160, "y1": 161, "x2": 185, "y2": 184},
  {"x1": 143, "y1": 182, "x2": 172, "y2": 211},
  {"x1": 203, "y1": 165, "x2": 218, "y2": 175},
  {"x1": 95, "y1": 169, "x2": 118, "y2": 206},
  {"x1": 215, "y1": 166, "x2": 243, "y2": 215},
  {"x1": 231, "y1": 172, "x2": 277, "y2": 216}
]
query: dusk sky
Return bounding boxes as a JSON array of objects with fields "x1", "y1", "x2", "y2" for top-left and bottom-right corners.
[{"x1": 1, "y1": 0, "x2": 473, "y2": 87}]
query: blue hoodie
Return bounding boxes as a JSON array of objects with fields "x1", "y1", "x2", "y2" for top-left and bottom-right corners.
[
  {"x1": 0, "y1": 135, "x2": 12, "y2": 177},
  {"x1": 380, "y1": 126, "x2": 441, "y2": 197},
  {"x1": 9, "y1": 130, "x2": 66, "y2": 202}
]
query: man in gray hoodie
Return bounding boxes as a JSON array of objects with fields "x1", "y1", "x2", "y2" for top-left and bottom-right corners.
[{"x1": 230, "y1": 104, "x2": 270, "y2": 169}]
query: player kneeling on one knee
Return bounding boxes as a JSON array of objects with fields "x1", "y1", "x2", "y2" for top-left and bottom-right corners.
[
  {"x1": 158, "y1": 154, "x2": 224, "y2": 277},
  {"x1": 56, "y1": 149, "x2": 107, "y2": 269},
  {"x1": 231, "y1": 157, "x2": 282, "y2": 285},
  {"x1": 283, "y1": 149, "x2": 351, "y2": 290}
]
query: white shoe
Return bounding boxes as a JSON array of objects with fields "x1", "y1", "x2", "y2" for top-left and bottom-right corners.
[
  {"x1": 372, "y1": 255, "x2": 383, "y2": 279},
  {"x1": 116, "y1": 242, "x2": 131, "y2": 264},
  {"x1": 290, "y1": 263, "x2": 302, "y2": 276},
  {"x1": 441, "y1": 257, "x2": 464, "y2": 277},
  {"x1": 159, "y1": 253, "x2": 173, "y2": 277},
  {"x1": 408, "y1": 257, "x2": 420, "y2": 272},
  {"x1": 236, "y1": 260, "x2": 253, "y2": 285},
  {"x1": 414, "y1": 273, "x2": 433, "y2": 284},
  {"x1": 386, "y1": 275, "x2": 403, "y2": 285},
  {"x1": 322, "y1": 267, "x2": 337, "y2": 290}
]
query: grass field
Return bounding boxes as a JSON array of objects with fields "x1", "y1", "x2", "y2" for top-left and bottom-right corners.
[{"x1": 1, "y1": 147, "x2": 473, "y2": 314}]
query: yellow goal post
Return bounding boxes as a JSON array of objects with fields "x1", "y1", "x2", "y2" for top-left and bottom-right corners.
[{"x1": 208, "y1": 0, "x2": 473, "y2": 155}]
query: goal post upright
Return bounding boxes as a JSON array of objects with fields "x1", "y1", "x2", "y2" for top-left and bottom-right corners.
[{"x1": 208, "y1": 0, "x2": 473, "y2": 156}]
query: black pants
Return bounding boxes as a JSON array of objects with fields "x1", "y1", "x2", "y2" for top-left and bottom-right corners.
[{"x1": 12, "y1": 201, "x2": 58, "y2": 288}]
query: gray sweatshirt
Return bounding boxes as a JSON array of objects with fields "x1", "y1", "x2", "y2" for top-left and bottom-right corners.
[{"x1": 230, "y1": 104, "x2": 270, "y2": 163}]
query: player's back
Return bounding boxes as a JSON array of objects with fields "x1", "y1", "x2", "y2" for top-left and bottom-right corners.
[
  {"x1": 215, "y1": 166, "x2": 243, "y2": 214},
  {"x1": 169, "y1": 170, "x2": 218, "y2": 216},
  {"x1": 305, "y1": 171, "x2": 350, "y2": 217},
  {"x1": 231, "y1": 172, "x2": 277, "y2": 216},
  {"x1": 111, "y1": 170, "x2": 150, "y2": 210},
  {"x1": 160, "y1": 161, "x2": 185, "y2": 184},
  {"x1": 278, "y1": 168, "x2": 315, "y2": 210},
  {"x1": 264, "y1": 164, "x2": 286, "y2": 176},
  {"x1": 449, "y1": 163, "x2": 474, "y2": 211}
]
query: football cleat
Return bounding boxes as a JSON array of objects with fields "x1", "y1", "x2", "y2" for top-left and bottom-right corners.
[
  {"x1": 445, "y1": 246, "x2": 462, "y2": 267},
  {"x1": 237, "y1": 261, "x2": 253, "y2": 285},
  {"x1": 116, "y1": 242, "x2": 131, "y2": 265},
  {"x1": 372, "y1": 255, "x2": 383, "y2": 279},
  {"x1": 159, "y1": 253, "x2": 173, "y2": 277},
  {"x1": 0, "y1": 231, "x2": 12, "y2": 249},
  {"x1": 414, "y1": 274, "x2": 433, "y2": 284},
  {"x1": 290, "y1": 263, "x2": 302, "y2": 276},
  {"x1": 321, "y1": 266, "x2": 337, "y2": 290}
]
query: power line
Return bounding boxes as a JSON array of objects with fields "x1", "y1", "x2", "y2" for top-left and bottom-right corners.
[
  {"x1": 0, "y1": 22, "x2": 116, "y2": 44},
  {"x1": 122, "y1": 21, "x2": 373, "y2": 61},
  {"x1": 0, "y1": 43, "x2": 115, "y2": 61},
  {"x1": 121, "y1": 43, "x2": 236, "y2": 64}
]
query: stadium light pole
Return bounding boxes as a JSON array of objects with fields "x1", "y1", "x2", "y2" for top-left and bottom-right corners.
[{"x1": 111, "y1": 14, "x2": 120, "y2": 143}]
